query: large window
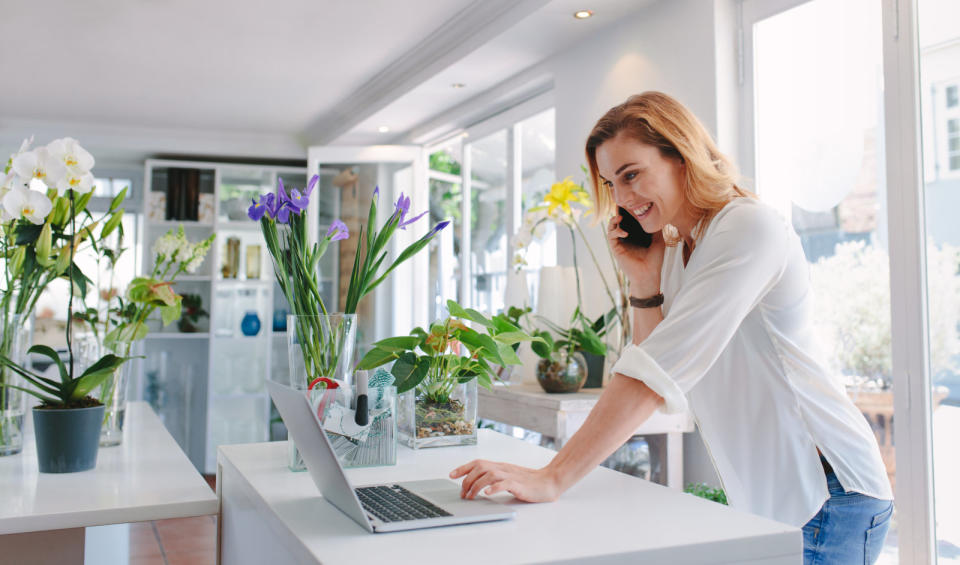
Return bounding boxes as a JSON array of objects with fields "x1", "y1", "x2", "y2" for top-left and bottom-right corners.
[{"x1": 426, "y1": 103, "x2": 556, "y2": 315}]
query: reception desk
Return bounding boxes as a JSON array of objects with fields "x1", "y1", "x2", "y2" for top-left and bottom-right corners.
[
  {"x1": 0, "y1": 401, "x2": 217, "y2": 564},
  {"x1": 217, "y1": 430, "x2": 800, "y2": 564}
]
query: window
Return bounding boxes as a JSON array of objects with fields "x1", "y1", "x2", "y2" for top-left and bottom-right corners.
[
  {"x1": 949, "y1": 118, "x2": 960, "y2": 170},
  {"x1": 948, "y1": 84, "x2": 959, "y2": 108},
  {"x1": 93, "y1": 177, "x2": 133, "y2": 198},
  {"x1": 424, "y1": 103, "x2": 556, "y2": 315}
]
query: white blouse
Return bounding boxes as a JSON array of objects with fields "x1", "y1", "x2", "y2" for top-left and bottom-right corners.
[{"x1": 611, "y1": 197, "x2": 893, "y2": 527}]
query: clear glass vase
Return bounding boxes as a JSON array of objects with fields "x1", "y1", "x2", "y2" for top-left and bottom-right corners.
[
  {"x1": 0, "y1": 314, "x2": 31, "y2": 456},
  {"x1": 536, "y1": 350, "x2": 588, "y2": 393},
  {"x1": 75, "y1": 333, "x2": 131, "y2": 447},
  {"x1": 399, "y1": 379, "x2": 478, "y2": 449},
  {"x1": 286, "y1": 313, "x2": 357, "y2": 471}
]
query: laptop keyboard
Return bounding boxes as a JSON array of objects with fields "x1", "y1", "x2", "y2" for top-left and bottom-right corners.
[{"x1": 355, "y1": 485, "x2": 452, "y2": 523}]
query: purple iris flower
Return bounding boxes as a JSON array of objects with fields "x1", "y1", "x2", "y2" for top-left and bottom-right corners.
[
  {"x1": 248, "y1": 192, "x2": 276, "y2": 221},
  {"x1": 326, "y1": 219, "x2": 349, "y2": 242},
  {"x1": 427, "y1": 220, "x2": 451, "y2": 237},
  {"x1": 287, "y1": 188, "x2": 309, "y2": 212},
  {"x1": 373, "y1": 186, "x2": 380, "y2": 202},
  {"x1": 305, "y1": 174, "x2": 319, "y2": 198},
  {"x1": 392, "y1": 192, "x2": 428, "y2": 230},
  {"x1": 276, "y1": 202, "x2": 292, "y2": 224}
]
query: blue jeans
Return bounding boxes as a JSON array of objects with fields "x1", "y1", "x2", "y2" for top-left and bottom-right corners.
[{"x1": 803, "y1": 469, "x2": 894, "y2": 565}]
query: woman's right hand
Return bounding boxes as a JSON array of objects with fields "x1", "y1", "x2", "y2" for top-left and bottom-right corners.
[{"x1": 607, "y1": 213, "x2": 665, "y2": 296}]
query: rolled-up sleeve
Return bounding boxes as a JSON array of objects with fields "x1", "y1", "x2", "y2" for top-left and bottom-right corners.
[{"x1": 612, "y1": 202, "x2": 790, "y2": 414}]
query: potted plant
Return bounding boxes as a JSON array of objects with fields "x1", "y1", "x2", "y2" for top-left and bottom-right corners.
[
  {"x1": 513, "y1": 174, "x2": 629, "y2": 387},
  {"x1": 177, "y1": 293, "x2": 208, "y2": 333},
  {"x1": 357, "y1": 299, "x2": 541, "y2": 448},
  {"x1": 0, "y1": 345, "x2": 128, "y2": 472},
  {"x1": 525, "y1": 307, "x2": 610, "y2": 393},
  {"x1": 0, "y1": 136, "x2": 127, "y2": 456}
]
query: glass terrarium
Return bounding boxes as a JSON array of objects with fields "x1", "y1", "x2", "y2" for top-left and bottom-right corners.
[{"x1": 398, "y1": 379, "x2": 477, "y2": 449}]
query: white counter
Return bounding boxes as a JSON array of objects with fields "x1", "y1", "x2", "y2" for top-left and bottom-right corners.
[
  {"x1": 217, "y1": 430, "x2": 801, "y2": 565},
  {"x1": 0, "y1": 401, "x2": 217, "y2": 563}
]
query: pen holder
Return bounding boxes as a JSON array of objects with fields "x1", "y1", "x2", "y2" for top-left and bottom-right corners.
[{"x1": 287, "y1": 384, "x2": 397, "y2": 471}]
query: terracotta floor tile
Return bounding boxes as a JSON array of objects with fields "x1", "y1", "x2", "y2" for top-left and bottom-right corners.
[
  {"x1": 156, "y1": 516, "x2": 216, "y2": 542},
  {"x1": 129, "y1": 556, "x2": 166, "y2": 565},
  {"x1": 160, "y1": 533, "x2": 216, "y2": 555},
  {"x1": 166, "y1": 549, "x2": 217, "y2": 565},
  {"x1": 129, "y1": 523, "x2": 162, "y2": 558}
]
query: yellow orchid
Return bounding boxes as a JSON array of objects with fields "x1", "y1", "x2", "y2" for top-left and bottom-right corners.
[{"x1": 544, "y1": 176, "x2": 593, "y2": 218}]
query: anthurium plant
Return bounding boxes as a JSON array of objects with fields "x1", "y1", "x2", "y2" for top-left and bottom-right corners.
[{"x1": 356, "y1": 300, "x2": 542, "y2": 404}]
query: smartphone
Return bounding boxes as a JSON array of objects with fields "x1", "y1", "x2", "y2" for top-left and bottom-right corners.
[{"x1": 617, "y1": 206, "x2": 652, "y2": 248}]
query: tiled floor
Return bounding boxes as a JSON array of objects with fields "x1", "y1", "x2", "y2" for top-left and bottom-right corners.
[{"x1": 129, "y1": 475, "x2": 217, "y2": 565}]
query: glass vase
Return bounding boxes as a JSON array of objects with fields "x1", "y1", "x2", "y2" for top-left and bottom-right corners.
[
  {"x1": 0, "y1": 314, "x2": 31, "y2": 456},
  {"x1": 286, "y1": 313, "x2": 357, "y2": 471},
  {"x1": 75, "y1": 333, "x2": 132, "y2": 447},
  {"x1": 536, "y1": 350, "x2": 588, "y2": 393},
  {"x1": 398, "y1": 379, "x2": 478, "y2": 449}
]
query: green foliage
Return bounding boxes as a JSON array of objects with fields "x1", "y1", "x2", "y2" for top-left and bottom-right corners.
[
  {"x1": 356, "y1": 299, "x2": 543, "y2": 403},
  {"x1": 684, "y1": 483, "x2": 728, "y2": 505},
  {"x1": 515, "y1": 306, "x2": 614, "y2": 363},
  {"x1": 0, "y1": 345, "x2": 130, "y2": 407}
]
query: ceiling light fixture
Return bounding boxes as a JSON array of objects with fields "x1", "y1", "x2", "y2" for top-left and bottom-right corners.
[
  {"x1": 451, "y1": 83, "x2": 466, "y2": 89},
  {"x1": 573, "y1": 10, "x2": 593, "y2": 19},
  {"x1": 378, "y1": 126, "x2": 390, "y2": 133}
]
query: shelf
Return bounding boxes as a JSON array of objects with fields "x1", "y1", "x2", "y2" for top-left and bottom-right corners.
[
  {"x1": 175, "y1": 275, "x2": 213, "y2": 282},
  {"x1": 215, "y1": 220, "x2": 261, "y2": 231},
  {"x1": 215, "y1": 279, "x2": 273, "y2": 287},
  {"x1": 147, "y1": 220, "x2": 215, "y2": 228},
  {"x1": 145, "y1": 332, "x2": 211, "y2": 340},
  {"x1": 212, "y1": 333, "x2": 270, "y2": 340}
]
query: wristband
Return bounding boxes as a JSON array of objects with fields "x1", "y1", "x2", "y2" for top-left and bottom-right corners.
[{"x1": 629, "y1": 293, "x2": 664, "y2": 308}]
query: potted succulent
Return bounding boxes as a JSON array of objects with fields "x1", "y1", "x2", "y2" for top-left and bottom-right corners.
[{"x1": 357, "y1": 299, "x2": 541, "y2": 448}]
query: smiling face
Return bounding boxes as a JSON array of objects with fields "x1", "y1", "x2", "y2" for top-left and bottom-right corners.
[{"x1": 595, "y1": 132, "x2": 697, "y2": 237}]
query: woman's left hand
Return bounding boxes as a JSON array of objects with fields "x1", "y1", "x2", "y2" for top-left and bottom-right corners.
[{"x1": 450, "y1": 460, "x2": 560, "y2": 502}]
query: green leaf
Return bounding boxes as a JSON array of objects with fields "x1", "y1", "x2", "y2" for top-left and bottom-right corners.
[
  {"x1": 496, "y1": 342, "x2": 522, "y2": 366},
  {"x1": 491, "y1": 313, "x2": 520, "y2": 334},
  {"x1": 530, "y1": 331, "x2": 555, "y2": 358},
  {"x1": 27, "y1": 345, "x2": 68, "y2": 384},
  {"x1": 101, "y1": 209, "x2": 124, "y2": 239},
  {"x1": 66, "y1": 262, "x2": 93, "y2": 298},
  {"x1": 390, "y1": 352, "x2": 430, "y2": 394},
  {"x1": 369, "y1": 335, "x2": 420, "y2": 352},
  {"x1": 445, "y1": 300, "x2": 495, "y2": 328},
  {"x1": 356, "y1": 347, "x2": 398, "y2": 370},
  {"x1": 14, "y1": 223, "x2": 42, "y2": 245},
  {"x1": 492, "y1": 331, "x2": 541, "y2": 346},
  {"x1": 109, "y1": 186, "x2": 129, "y2": 212},
  {"x1": 160, "y1": 300, "x2": 182, "y2": 326},
  {"x1": 577, "y1": 324, "x2": 607, "y2": 356}
]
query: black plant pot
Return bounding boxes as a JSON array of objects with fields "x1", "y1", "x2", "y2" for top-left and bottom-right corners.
[
  {"x1": 581, "y1": 351, "x2": 606, "y2": 388},
  {"x1": 33, "y1": 404, "x2": 105, "y2": 473}
]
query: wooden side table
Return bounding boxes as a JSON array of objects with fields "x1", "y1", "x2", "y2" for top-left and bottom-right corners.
[{"x1": 478, "y1": 383, "x2": 695, "y2": 488}]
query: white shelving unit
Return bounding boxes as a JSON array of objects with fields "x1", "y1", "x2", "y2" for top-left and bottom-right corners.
[{"x1": 141, "y1": 159, "x2": 307, "y2": 473}]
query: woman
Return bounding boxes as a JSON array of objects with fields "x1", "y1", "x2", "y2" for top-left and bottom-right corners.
[{"x1": 451, "y1": 92, "x2": 894, "y2": 564}]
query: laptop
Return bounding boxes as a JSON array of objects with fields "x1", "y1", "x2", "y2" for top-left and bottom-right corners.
[{"x1": 267, "y1": 380, "x2": 516, "y2": 533}]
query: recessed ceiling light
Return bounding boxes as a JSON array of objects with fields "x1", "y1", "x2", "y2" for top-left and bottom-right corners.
[
  {"x1": 451, "y1": 83, "x2": 466, "y2": 89},
  {"x1": 378, "y1": 126, "x2": 390, "y2": 133},
  {"x1": 573, "y1": 10, "x2": 593, "y2": 19}
]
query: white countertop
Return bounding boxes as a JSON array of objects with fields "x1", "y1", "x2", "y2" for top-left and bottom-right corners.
[
  {"x1": 218, "y1": 430, "x2": 800, "y2": 564},
  {"x1": 0, "y1": 401, "x2": 217, "y2": 535}
]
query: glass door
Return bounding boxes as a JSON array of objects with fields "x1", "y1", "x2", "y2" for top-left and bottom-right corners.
[
  {"x1": 743, "y1": 0, "x2": 899, "y2": 560},
  {"x1": 917, "y1": 0, "x2": 960, "y2": 561}
]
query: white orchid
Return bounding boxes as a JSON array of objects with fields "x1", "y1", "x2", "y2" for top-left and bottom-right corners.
[
  {"x1": 55, "y1": 167, "x2": 95, "y2": 195},
  {"x1": 46, "y1": 137, "x2": 94, "y2": 173},
  {"x1": 11, "y1": 147, "x2": 64, "y2": 190},
  {"x1": 1, "y1": 186, "x2": 53, "y2": 225}
]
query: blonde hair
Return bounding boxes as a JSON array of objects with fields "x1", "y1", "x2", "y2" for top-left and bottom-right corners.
[{"x1": 585, "y1": 91, "x2": 752, "y2": 242}]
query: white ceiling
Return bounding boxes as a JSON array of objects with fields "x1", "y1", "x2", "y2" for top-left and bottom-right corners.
[{"x1": 0, "y1": 0, "x2": 655, "y2": 156}]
